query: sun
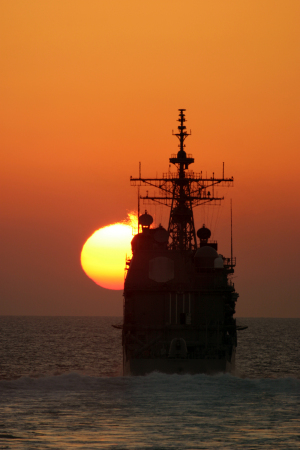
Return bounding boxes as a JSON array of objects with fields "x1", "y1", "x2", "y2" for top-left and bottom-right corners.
[{"x1": 81, "y1": 213, "x2": 138, "y2": 290}]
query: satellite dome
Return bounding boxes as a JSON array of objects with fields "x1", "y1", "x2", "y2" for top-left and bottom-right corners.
[
  {"x1": 214, "y1": 256, "x2": 224, "y2": 269},
  {"x1": 131, "y1": 233, "x2": 152, "y2": 253},
  {"x1": 194, "y1": 245, "x2": 218, "y2": 268},
  {"x1": 153, "y1": 226, "x2": 169, "y2": 243},
  {"x1": 131, "y1": 233, "x2": 143, "y2": 253},
  {"x1": 197, "y1": 225, "x2": 211, "y2": 241},
  {"x1": 139, "y1": 211, "x2": 153, "y2": 227}
]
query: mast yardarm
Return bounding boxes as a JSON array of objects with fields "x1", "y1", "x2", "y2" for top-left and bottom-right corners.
[{"x1": 130, "y1": 109, "x2": 234, "y2": 251}]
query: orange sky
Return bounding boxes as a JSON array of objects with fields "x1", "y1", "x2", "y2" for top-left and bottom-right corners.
[{"x1": 1, "y1": 0, "x2": 300, "y2": 317}]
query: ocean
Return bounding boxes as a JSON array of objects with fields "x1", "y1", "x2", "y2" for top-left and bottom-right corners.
[{"x1": 0, "y1": 317, "x2": 299, "y2": 449}]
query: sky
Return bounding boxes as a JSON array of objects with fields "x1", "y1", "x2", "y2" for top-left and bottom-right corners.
[{"x1": 1, "y1": 0, "x2": 299, "y2": 317}]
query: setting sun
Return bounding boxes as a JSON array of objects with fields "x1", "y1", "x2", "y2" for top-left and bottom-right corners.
[{"x1": 81, "y1": 213, "x2": 138, "y2": 290}]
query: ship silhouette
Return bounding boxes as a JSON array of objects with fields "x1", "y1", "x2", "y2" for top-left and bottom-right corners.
[{"x1": 122, "y1": 110, "x2": 239, "y2": 375}]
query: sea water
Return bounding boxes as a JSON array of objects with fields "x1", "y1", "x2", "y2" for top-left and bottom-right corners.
[{"x1": 0, "y1": 317, "x2": 299, "y2": 449}]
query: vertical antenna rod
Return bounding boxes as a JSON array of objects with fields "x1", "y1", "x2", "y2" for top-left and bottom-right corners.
[
  {"x1": 230, "y1": 199, "x2": 233, "y2": 264},
  {"x1": 138, "y1": 162, "x2": 141, "y2": 233}
]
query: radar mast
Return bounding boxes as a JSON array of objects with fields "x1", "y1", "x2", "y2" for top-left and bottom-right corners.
[{"x1": 130, "y1": 109, "x2": 234, "y2": 251}]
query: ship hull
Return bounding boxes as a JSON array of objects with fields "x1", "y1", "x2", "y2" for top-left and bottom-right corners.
[{"x1": 124, "y1": 347, "x2": 235, "y2": 376}]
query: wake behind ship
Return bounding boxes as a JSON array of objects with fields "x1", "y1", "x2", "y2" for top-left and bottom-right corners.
[{"x1": 123, "y1": 110, "x2": 239, "y2": 375}]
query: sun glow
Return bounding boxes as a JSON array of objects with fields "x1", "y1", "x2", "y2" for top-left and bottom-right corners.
[{"x1": 81, "y1": 213, "x2": 138, "y2": 290}]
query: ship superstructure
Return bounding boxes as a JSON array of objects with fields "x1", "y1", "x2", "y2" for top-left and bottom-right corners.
[{"x1": 123, "y1": 110, "x2": 238, "y2": 375}]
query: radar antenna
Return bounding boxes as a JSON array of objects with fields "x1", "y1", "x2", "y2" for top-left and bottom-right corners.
[{"x1": 173, "y1": 108, "x2": 191, "y2": 152}]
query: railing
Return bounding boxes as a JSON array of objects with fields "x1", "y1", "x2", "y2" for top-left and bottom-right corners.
[
  {"x1": 170, "y1": 153, "x2": 193, "y2": 158},
  {"x1": 162, "y1": 171, "x2": 201, "y2": 179},
  {"x1": 223, "y1": 257, "x2": 236, "y2": 267},
  {"x1": 161, "y1": 171, "x2": 233, "y2": 183}
]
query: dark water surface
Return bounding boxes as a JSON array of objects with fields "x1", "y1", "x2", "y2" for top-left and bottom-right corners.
[{"x1": 0, "y1": 317, "x2": 299, "y2": 449}]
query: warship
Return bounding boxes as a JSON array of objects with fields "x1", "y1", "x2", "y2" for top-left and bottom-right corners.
[{"x1": 122, "y1": 109, "x2": 239, "y2": 375}]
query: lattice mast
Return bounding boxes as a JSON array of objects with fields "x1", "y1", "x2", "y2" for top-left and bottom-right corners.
[
  {"x1": 130, "y1": 109, "x2": 234, "y2": 251},
  {"x1": 168, "y1": 109, "x2": 195, "y2": 251}
]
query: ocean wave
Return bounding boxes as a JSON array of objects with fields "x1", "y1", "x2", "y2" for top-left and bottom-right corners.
[
  {"x1": 1, "y1": 372, "x2": 299, "y2": 450},
  {"x1": 1, "y1": 371, "x2": 299, "y2": 395}
]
